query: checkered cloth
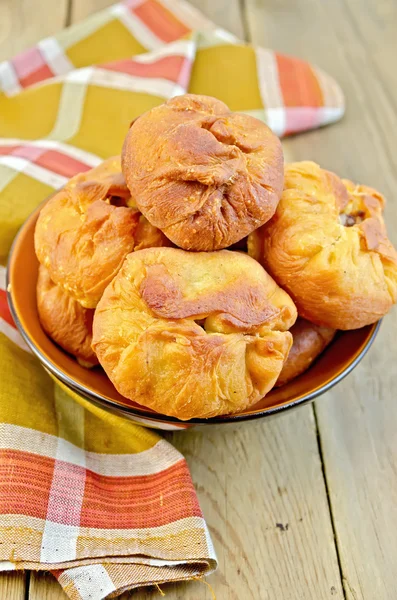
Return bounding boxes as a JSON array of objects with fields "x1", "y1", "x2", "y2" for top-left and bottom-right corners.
[{"x1": 0, "y1": 0, "x2": 345, "y2": 598}]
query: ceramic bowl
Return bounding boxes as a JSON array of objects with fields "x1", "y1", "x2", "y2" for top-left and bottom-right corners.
[{"x1": 7, "y1": 201, "x2": 381, "y2": 430}]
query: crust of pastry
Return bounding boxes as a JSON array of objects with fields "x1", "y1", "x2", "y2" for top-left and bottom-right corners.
[
  {"x1": 92, "y1": 248, "x2": 297, "y2": 420},
  {"x1": 35, "y1": 157, "x2": 171, "y2": 308},
  {"x1": 122, "y1": 94, "x2": 284, "y2": 251},
  {"x1": 248, "y1": 161, "x2": 397, "y2": 329},
  {"x1": 276, "y1": 318, "x2": 335, "y2": 387},
  {"x1": 37, "y1": 265, "x2": 98, "y2": 367}
]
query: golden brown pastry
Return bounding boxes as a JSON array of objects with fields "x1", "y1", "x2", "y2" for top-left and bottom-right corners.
[
  {"x1": 92, "y1": 248, "x2": 297, "y2": 420},
  {"x1": 72, "y1": 156, "x2": 131, "y2": 202},
  {"x1": 248, "y1": 161, "x2": 397, "y2": 329},
  {"x1": 276, "y1": 318, "x2": 336, "y2": 387},
  {"x1": 35, "y1": 157, "x2": 171, "y2": 309},
  {"x1": 37, "y1": 265, "x2": 98, "y2": 367},
  {"x1": 122, "y1": 94, "x2": 284, "y2": 251}
]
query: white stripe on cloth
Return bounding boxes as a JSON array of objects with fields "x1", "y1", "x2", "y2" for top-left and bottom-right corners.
[
  {"x1": 316, "y1": 106, "x2": 345, "y2": 125},
  {"x1": 0, "y1": 265, "x2": 6, "y2": 291},
  {"x1": 0, "y1": 156, "x2": 68, "y2": 188},
  {"x1": 0, "y1": 562, "x2": 17, "y2": 571},
  {"x1": 0, "y1": 423, "x2": 57, "y2": 455},
  {"x1": 58, "y1": 564, "x2": 116, "y2": 600},
  {"x1": 110, "y1": 4, "x2": 164, "y2": 50},
  {"x1": 133, "y1": 39, "x2": 195, "y2": 63},
  {"x1": 38, "y1": 38, "x2": 74, "y2": 76},
  {"x1": 312, "y1": 65, "x2": 345, "y2": 110},
  {"x1": 0, "y1": 423, "x2": 183, "y2": 476},
  {"x1": 0, "y1": 139, "x2": 101, "y2": 167},
  {"x1": 0, "y1": 319, "x2": 32, "y2": 353},
  {"x1": 0, "y1": 61, "x2": 22, "y2": 96},
  {"x1": 196, "y1": 28, "x2": 239, "y2": 49},
  {"x1": 265, "y1": 108, "x2": 288, "y2": 137},
  {"x1": 40, "y1": 397, "x2": 86, "y2": 563},
  {"x1": 255, "y1": 47, "x2": 286, "y2": 137},
  {"x1": 159, "y1": 0, "x2": 215, "y2": 31},
  {"x1": 45, "y1": 74, "x2": 92, "y2": 142},
  {"x1": 71, "y1": 67, "x2": 186, "y2": 98},
  {"x1": 0, "y1": 164, "x2": 20, "y2": 194}
]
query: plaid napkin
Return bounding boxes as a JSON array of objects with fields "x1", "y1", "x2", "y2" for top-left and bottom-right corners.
[{"x1": 0, "y1": 0, "x2": 345, "y2": 598}]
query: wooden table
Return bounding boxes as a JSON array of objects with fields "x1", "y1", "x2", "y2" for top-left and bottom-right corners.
[{"x1": 1, "y1": 0, "x2": 397, "y2": 598}]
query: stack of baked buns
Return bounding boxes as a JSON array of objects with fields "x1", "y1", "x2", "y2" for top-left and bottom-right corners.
[{"x1": 34, "y1": 94, "x2": 397, "y2": 420}]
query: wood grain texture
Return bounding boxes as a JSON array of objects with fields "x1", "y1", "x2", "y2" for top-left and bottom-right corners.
[
  {"x1": 0, "y1": 0, "x2": 68, "y2": 61},
  {"x1": 245, "y1": 0, "x2": 397, "y2": 598},
  {"x1": 131, "y1": 413, "x2": 344, "y2": 600},
  {"x1": 0, "y1": 571, "x2": 26, "y2": 600},
  {"x1": 188, "y1": 0, "x2": 246, "y2": 39},
  {"x1": 71, "y1": 0, "x2": 115, "y2": 22},
  {"x1": 29, "y1": 572, "x2": 68, "y2": 599}
]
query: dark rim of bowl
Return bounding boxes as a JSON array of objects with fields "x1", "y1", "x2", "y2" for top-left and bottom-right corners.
[{"x1": 6, "y1": 217, "x2": 381, "y2": 425}]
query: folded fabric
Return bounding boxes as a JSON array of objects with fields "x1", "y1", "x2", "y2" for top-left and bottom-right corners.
[{"x1": 0, "y1": 0, "x2": 345, "y2": 598}]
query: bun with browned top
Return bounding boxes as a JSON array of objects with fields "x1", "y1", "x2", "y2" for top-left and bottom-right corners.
[
  {"x1": 35, "y1": 157, "x2": 171, "y2": 308},
  {"x1": 92, "y1": 248, "x2": 297, "y2": 420},
  {"x1": 122, "y1": 94, "x2": 284, "y2": 251},
  {"x1": 37, "y1": 265, "x2": 98, "y2": 367},
  {"x1": 248, "y1": 161, "x2": 397, "y2": 329}
]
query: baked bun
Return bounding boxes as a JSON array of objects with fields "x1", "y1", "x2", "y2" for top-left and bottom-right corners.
[
  {"x1": 37, "y1": 265, "x2": 98, "y2": 367},
  {"x1": 35, "y1": 157, "x2": 171, "y2": 308},
  {"x1": 276, "y1": 318, "x2": 335, "y2": 387},
  {"x1": 248, "y1": 161, "x2": 397, "y2": 329},
  {"x1": 122, "y1": 94, "x2": 284, "y2": 251},
  {"x1": 72, "y1": 156, "x2": 131, "y2": 202},
  {"x1": 92, "y1": 248, "x2": 297, "y2": 420}
]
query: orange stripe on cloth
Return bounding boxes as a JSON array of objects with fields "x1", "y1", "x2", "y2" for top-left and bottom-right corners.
[
  {"x1": 133, "y1": 0, "x2": 190, "y2": 43},
  {"x1": 80, "y1": 461, "x2": 202, "y2": 529},
  {"x1": 0, "y1": 450, "x2": 53, "y2": 519},
  {"x1": 0, "y1": 290, "x2": 14, "y2": 328},
  {"x1": 102, "y1": 55, "x2": 188, "y2": 82},
  {"x1": 0, "y1": 145, "x2": 18, "y2": 155},
  {"x1": 34, "y1": 150, "x2": 92, "y2": 178},
  {"x1": 275, "y1": 53, "x2": 324, "y2": 107},
  {"x1": 19, "y1": 64, "x2": 54, "y2": 89}
]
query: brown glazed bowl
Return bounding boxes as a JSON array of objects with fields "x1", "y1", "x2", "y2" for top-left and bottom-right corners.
[{"x1": 7, "y1": 201, "x2": 381, "y2": 430}]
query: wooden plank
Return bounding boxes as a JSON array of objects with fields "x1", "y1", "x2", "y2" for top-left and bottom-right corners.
[
  {"x1": 0, "y1": 572, "x2": 26, "y2": 600},
  {"x1": 131, "y1": 412, "x2": 344, "y2": 599},
  {"x1": 71, "y1": 0, "x2": 115, "y2": 22},
  {"x1": 29, "y1": 572, "x2": 68, "y2": 599},
  {"x1": 245, "y1": 1, "x2": 397, "y2": 599},
  {"x1": 0, "y1": 0, "x2": 68, "y2": 61},
  {"x1": 187, "y1": 0, "x2": 246, "y2": 39}
]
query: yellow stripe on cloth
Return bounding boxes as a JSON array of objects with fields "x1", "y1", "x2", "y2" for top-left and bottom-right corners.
[
  {"x1": 0, "y1": 84, "x2": 63, "y2": 138},
  {"x1": 65, "y1": 19, "x2": 147, "y2": 67},
  {"x1": 0, "y1": 173, "x2": 54, "y2": 263},
  {"x1": 0, "y1": 333, "x2": 57, "y2": 435},
  {"x1": 189, "y1": 44, "x2": 264, "y2": 111},
  {"x1": 54, "y1": 380, "x2": 161, "y2": 454},
  {"x1": 68, "y1": 87, "x2": 165, "y2": 157}
]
